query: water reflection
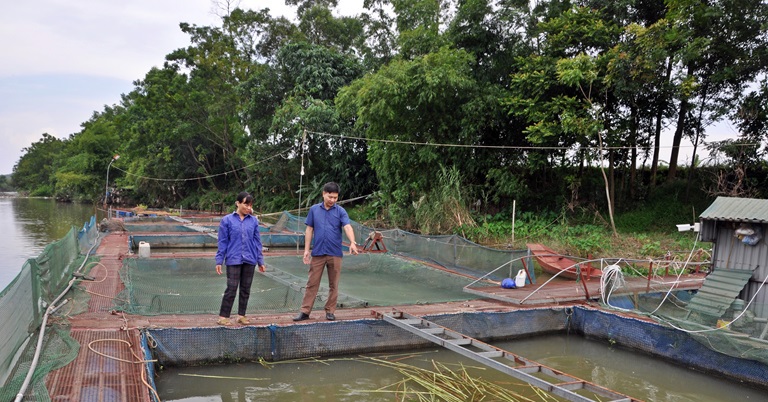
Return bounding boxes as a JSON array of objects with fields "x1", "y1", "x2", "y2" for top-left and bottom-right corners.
[
  {"x1": 0, "y1": 195, "x2": 95, "y2": 289},
  {"x1": 156, "y1": 336, "x2": 768, "y2": 402},
  {"x1": 496, "y1": 335, "x2": 767, "y2": 402},
  {"x1": 156, "y1": 349, "x2": 535, "y2": 402}
]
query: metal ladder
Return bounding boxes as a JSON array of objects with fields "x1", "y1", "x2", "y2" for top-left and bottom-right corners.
[{"x1": 375, "y1": 309, "x2": 640, "y2": 402}]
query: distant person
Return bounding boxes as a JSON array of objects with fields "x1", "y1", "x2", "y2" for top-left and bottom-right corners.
[
  {"x1": 294, "y1": 182, "x2": 358, "y2": 321},
  {"x1": 215, "y1": 191, "x2": 265, "y2": 326}
]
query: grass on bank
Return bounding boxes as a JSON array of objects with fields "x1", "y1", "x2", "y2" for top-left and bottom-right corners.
[{"x1": 348, "y1": 182, "x2": 713, "y2": 264}]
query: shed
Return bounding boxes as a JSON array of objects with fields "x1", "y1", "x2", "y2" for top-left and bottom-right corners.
[{"x1": 697, "y1": 196, "x2": 768, "y2": 319}]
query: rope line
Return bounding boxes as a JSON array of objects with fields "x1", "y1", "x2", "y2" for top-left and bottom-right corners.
[
  {"x1": 87, "y1": 339, "x2": 161, "y2": 401},
  {"x1": 111, "y1": 146, "x2": 293, "y2": 182},
  {"x1": 305, "y1": 129, "x2": 757, "y2": 151}
]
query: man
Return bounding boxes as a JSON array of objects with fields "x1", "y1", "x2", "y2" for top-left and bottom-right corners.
[{"x1": 294, "y1": 182, "x2": 358, "y2": 321}]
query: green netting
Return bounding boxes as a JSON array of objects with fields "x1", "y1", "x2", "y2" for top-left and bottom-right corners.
[
  {"x1": 115, "y1": 252, "x2": 487, "y2": 315},
  {"x1": 268, "y1": 253, "x2": 481, "y2": 306},
  {"x1": 0, "y1": 216, "x2": 98, "y2": 399},
  {"x1": 128, "y1": 211, "x2": 533, "y2": 276},
  {"x1": 272, "y1": 211, "x2": 529, "y2": 281},
  {"x1": 128, "y1": 234, "x2": 218, "y2": 249},
  {"x1": 603, "y1": 291, "x2": 768, "y2": 369},
  {"x1": 78, "y1": 216, "x2": 99, "y2": 255},
  {"x1": 0, "y1": 326, "x2": 80, "y2": 402},
  {"x1": 125, "y1": 224, "x2": 203, "y2": 233},
  {"x1": 0, "y1": 266, "x2": 36, "y2": 385},
  {"x1": 116, "y1": 258, "x2": 305, "y2": 315},
  {"x1": 114, "y1": 212, "x2": 534, "y2": 317}
]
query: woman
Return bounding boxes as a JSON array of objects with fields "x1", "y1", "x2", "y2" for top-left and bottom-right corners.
[{"x1": 215, "y1": 191, "x2": 265, "y2": 326}]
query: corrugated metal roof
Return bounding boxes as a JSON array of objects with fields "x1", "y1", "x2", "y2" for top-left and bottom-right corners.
[
  {"x1": 699, "y1": 196, "x2": 768, "y2": 223},
  {"x1": 686, "y1": 269, "x2": 755, "y2": 318}
]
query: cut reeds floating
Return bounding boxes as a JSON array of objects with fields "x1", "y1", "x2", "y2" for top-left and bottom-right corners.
[{"x1": 258, "y1": 352, "x2": 552, "y2": 401}]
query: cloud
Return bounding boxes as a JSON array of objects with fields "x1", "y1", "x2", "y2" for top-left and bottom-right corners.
[
  {"x1": 0, "y1": 0, "x2": 224, "y2": 174},
  {"x1": 0, "y1": 0, "x2": 365, "y2": 174}
]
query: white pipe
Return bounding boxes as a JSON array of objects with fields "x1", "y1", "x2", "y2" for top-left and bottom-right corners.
[{"x1": 14, "y1": 229, "x2": 101, "y2": 401}]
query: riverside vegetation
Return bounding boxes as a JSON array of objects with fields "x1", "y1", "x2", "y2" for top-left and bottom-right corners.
[{"x1": 348, "y1": 178, "x2": 714, "y2": 270}]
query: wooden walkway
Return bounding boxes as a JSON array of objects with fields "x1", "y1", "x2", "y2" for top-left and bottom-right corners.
[{"x1": 465, "y1": 272, "x2": 707, "y2": 305}]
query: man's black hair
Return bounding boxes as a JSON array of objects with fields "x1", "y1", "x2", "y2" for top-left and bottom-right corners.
[{"x1": 323, "y1": 182, "x2": 340, "y2": 194}]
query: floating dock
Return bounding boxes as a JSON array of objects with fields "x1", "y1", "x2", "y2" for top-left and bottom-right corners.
[{"x1": 4, "y1": 212, "x2": 766, "y2": 401}]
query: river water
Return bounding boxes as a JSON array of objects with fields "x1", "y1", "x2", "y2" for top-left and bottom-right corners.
[
  {"x1": 157, "y1": 335, "x2": 768, "y2": 401},
  {"x1": 0, "y1": 195, "x2": 96, "y2": 290}
]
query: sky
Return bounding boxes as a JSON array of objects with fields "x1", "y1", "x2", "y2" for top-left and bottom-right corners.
[{"x1": 0, "y1": 1, "x2": 743, "y2": 176}]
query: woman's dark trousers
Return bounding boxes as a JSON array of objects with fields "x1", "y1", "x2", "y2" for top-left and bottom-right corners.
[{"x1": 219, "y1": 263, "x2": 255, "y2": 317}]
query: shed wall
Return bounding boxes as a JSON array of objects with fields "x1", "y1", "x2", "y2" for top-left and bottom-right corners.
[{"x1": 710, "y1": 222, "x2": 768, "y2": 318}]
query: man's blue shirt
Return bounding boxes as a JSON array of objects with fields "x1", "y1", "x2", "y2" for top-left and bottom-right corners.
[
  {"x1": 305, "y1": 202, "x2": 350, "y2": 257},
  {"x1": 216, "y1": 212, "x2": 264, "y2": 266}
]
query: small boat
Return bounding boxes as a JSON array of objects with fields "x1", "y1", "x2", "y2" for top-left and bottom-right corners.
[{"x1": 527, "y1": 243, "x2": 602, "y2": 280}]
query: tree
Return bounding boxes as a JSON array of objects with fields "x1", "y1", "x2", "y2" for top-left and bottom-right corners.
[
  {"x1": 664, "y1": 0, "x2": 768, "y2": 181},
  {"x1": 13, "y1": 134, "x2": 66, "y2": 196},
  {"x1": 54, "y1": 108, "x2": 123, "y2": 202},
  {"x1": 337, "y1": 46, "x2": 479, "y2": 226}
]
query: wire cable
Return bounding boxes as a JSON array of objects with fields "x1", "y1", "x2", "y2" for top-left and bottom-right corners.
[
  {"x1": 111, "y1": 146, "x2": 293, "y2": 182},
  {"x1": 305, "y1": 129, "x2": 755, "y2": 151}
]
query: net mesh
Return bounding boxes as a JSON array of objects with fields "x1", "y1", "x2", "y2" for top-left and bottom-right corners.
[
  {"x1": 631, "y1": 292, "x2": 768, "y2": 370},
  {"x1": 272, "y1": 211, "x2": 529, "y2": 281},
  {"x1": 0, "y1": 216, "x2": 99, "y2": 401},
  {"x1": 0, "y1": 326, "x2": 80, "y2": 402},
  {"x1": 117, "y1": 211, "x2": 768, "y2": 374},
  {"x1": 116, "y1": 257, "x2": 305, "y2": 315},
  {"x1": 593, "y1": 257, "x2": 768, "y2": 370},
  {"x1": 116, "y1": 252, "x2": 487, "y2": 315}
]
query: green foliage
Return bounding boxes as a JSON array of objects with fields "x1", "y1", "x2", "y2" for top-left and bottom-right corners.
[
  {"x1": 562, "y1": 225, "x2": 609, "y2": 255},
  {"x1": 614, "y1": 181, "x2": 712, "y2": 232},
  {"x1": 337, "y1": 45, "x2": 482, "y2": 227},
  {"x1": 413, "y1": 165, "x2": 475, "y2": 235},
  {"x1": 8, "y1": 0, "x2": 768, "y2": 221},
  {"x1": 13, "y1": 133, "x2": 65, "y2": 194},
  {"x1": 0, "y1": 175, "x2": 14, "y2": 192},
  {"x1": 457, "y1": 221, "x2": 515, "y2": 244},
  {"x1": 53, "y1": 172, "x2": 93, "y2": 202},
  {"x1": 634, "y1": 233, "x2": 663, "y2": 257},
  {"x1": 29, "y1": 185, "x2": 54, "y2": 197}
]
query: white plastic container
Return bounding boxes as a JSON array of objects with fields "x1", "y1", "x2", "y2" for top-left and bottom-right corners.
[
  {"x1": 138, "y1": 241, "x2": 151, "y2": 258},
  {"x1": 515, "y1": 269, "x2": 526, "y2": 288}
]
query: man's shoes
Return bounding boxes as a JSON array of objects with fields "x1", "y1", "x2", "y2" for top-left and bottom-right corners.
[
  {"x1": 326, "y1": 312, "x2": 336, "y2": 321},
  {"x1": 293, "y1": 312, "x2": 310, "y2": 321}
]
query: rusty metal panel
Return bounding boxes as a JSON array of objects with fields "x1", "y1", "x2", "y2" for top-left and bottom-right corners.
[{"x1": 46, "y1": 329, "x2": 149, "y2": 401}]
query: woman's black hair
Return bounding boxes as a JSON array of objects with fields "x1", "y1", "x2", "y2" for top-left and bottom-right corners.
[{"x1": 236, "y1": 191, "x2": 253, "y2": 204}]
